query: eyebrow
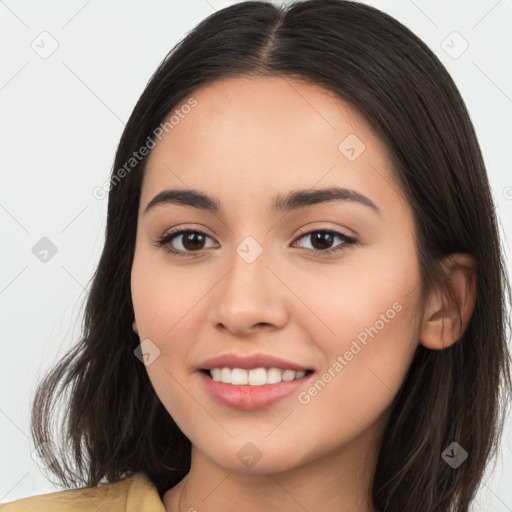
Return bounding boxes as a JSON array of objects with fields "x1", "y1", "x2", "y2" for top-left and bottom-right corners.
[{"x1": 144, "y1": 186, "x2": 380, "y2": 215}]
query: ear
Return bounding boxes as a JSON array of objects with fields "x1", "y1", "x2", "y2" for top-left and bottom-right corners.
[
  {"x1": 420, "y1": 253, "x2": 477, "y2": 350},
  {"x1": 132, "y1": 320, "x2": 139, "y2": 335}
]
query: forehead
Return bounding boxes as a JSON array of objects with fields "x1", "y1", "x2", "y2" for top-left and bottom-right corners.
[{"x1": 140, "y1": 75, "x2": 404, "y2": 217}]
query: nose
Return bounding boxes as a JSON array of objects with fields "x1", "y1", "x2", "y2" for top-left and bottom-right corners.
[{"x1": 207, "y1": 245, "x2": 289, "y2": 337}]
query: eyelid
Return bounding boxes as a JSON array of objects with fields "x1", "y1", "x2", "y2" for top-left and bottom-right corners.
[
  {"x1": 156, "y1": 224, "x2": 358, "y2": 257},
  {"x1": 156, "y1": 226, "x2": 216, "y2": 251},
  {"x1": 293, "y1": 224, "x2": 355, "y2": 240},
  {"x1": 291, "y1": 226, "x2": 357, "y2": 255}
]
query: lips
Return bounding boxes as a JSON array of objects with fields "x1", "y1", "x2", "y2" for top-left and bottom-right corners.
[{"x1": 197, "y1": 352, "x2": 314, "y2": 410}]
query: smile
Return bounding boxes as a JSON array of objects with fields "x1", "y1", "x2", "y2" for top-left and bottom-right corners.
[{"x1": 207, "y1": 367, "x2": 310, "y2": 385}]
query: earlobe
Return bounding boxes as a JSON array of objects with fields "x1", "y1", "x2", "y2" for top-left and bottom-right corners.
[
  {"x1": 132, "y1": 320, "x2": 139, "y2": 335},
  {"x1": 419, "y1": 253, "x2": 477, "y2": 350}
]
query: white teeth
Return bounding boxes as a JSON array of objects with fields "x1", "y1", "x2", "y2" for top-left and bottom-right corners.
[
  {"x1": 281, "y1": 369, "x2": 296, "y2": 382},
  {"x1": 208, "y1": 367, "x2": 308, "y2": 385},
  {"x1": 231, "y1": 368, "x2": 248, "y2": 385},
  {"x1": 248, "y1": 368, "x2": 267, "y2": 386},
  {"x1": 266, "y1": 367, "x2": 282, "y2": 384}
]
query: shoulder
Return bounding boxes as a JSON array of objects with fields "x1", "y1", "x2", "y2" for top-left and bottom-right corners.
[{"x1": 0, "y1": 473, "x2": 166, "y2": 512}]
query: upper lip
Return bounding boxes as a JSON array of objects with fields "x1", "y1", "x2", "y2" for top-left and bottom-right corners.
[{"x1": 199, "y1": 353, "x2": 312, "y2": 372}]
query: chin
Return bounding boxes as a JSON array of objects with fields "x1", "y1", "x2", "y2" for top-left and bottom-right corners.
[{"x1": 199, "y1": 442, "x2": 310, "y2": 475}]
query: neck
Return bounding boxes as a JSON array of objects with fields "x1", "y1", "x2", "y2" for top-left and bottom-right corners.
[{"x1": 164, "y1": 417, "x2": 385, "y2": 512}]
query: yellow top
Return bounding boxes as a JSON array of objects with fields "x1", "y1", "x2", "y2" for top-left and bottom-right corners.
[{"x1": 0, "y1": 473, "x2": 167, "y2": 512}]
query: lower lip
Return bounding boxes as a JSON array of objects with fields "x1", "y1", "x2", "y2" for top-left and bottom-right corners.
[{"x1": 199, "y1": 370, "x2": 313, "y2": 410}]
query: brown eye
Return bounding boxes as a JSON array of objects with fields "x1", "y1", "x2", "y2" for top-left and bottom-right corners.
[
  {"x1": 156, "y1": 229, "x2": 216, "y2": 256},
  {"x1": 156, "y1": 227, "x2": 357, "y2": 258},
  {"x1": 293, "y1": 229, "x2": 357, "y2": 257},
  {"x1": 180, "y1": 232, "x2": 207, "y2": 251},
  {"x1": 309, "y1": 231, "x2": 335, "y2": 250}
]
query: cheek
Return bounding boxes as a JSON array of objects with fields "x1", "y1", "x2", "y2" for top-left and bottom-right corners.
[
  {"x1": 130, "y1": 251, "x2": 211, "y2": 399},
  {"x1": 295, "y1": 239, "x2": 420, "y2": 341},
  {"x1": 131, "y1": 249, "x2": 204, "y2": 338},
  {"x1": 289, "y1": 281, "x2": 421, "y2": 459},
  {"x1": 294, "y1": 240, "x2": 422, "y2": 395},
  {"x1": 130, "y1": 253, "x2": 196, "y2": 413}
]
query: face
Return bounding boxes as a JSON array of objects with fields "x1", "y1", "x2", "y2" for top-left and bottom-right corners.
[{"x1": 131, "y1": 75, "x2": 424, "y2": 475}]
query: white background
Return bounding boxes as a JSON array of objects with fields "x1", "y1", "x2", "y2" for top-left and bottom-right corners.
[{"x1": 1, "y1": 0, "x2": 511, "y2": 509}]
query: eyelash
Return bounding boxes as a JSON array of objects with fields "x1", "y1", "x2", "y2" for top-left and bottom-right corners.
[{"x1": 156, "y1": 226, "x2": 357, "y2": 258}]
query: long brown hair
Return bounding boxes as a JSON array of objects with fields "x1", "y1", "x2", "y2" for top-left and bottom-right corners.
[{"x1": 30, "y1": 1, "x2": 512, "y2": 510}]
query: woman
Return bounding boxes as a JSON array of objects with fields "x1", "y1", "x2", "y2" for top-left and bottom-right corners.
[{"x1": 2, "y1": 0, "x2": 510, "y2": 511}]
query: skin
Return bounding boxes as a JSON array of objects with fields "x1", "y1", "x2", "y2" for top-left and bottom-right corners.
[{"x1": 130, "y1": 76, "x2": 477, "y2": 512}]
